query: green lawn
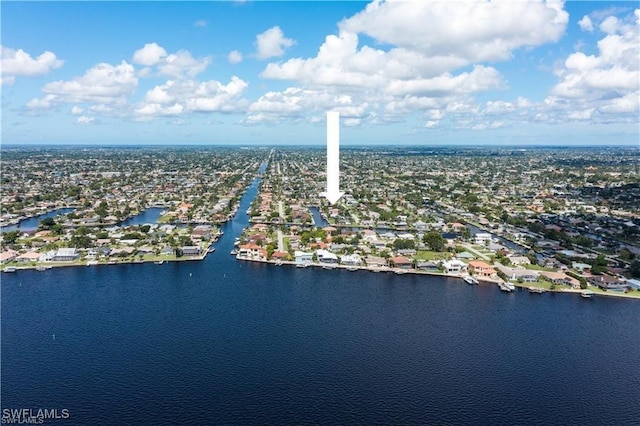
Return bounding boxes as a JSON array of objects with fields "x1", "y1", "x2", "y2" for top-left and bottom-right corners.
[{"x1": 414, "y1": 250, "x2": 452, "y2": 261}]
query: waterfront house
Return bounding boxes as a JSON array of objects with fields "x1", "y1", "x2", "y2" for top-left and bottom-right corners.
[
  {"x1": 416, "y1": 261, "x2": 440, "y2": 272},
  {"x1": 16, "y1": 251, "x2": 42, "y2": 263},
  {"x1": 496, "y1": 265, "x2": 538, "y2": 282},
  {"x1": 316, "y1": 249, "x2": 339, "y2": 264},
  {"x1": 53, "y1": 248, "x2": 79, "y2": 262},
  {"x1": 540, "y1": 271, "x2": 580, "y2": 288},
  {"x1": 271, "y1": 251, "x2": 289, "y2": 261},
  {"x1": 365, "y1": 256, "x2": 387, "y2": 268},
  {"x1": 340, "y1": 254, "x2": 362, "y2": 266},
  {"x1": 467, "y1": 260, "x2": 497, "y2": 278},
  {"x1": 181, "y1": 246, "x2": 201, "y2": 256},
  {"x1": 442, "y1": 259, "x2": 467, "y2": 273},
  {"x1": 0, "y1": 250, "x2": 18, "y2": 264},
  {"x1": 391, "y1": 256, "x2": 412, "y2": 269},
  {"x1": 294, "y1": 251, "x2": 313, "y2": 264}
]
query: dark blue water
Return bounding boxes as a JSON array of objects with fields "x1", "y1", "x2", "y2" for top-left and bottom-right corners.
[
  {"x1": 118, "y1": 207, "x2": 165, "y2": 227},
  {"x1": 309, "y1": 206, "x2": 329, "y2": 228},
  {"x1": 1, "y1": 208, "x2": 75, "y2": 232},
  {"x1": 2, "y1": 177, "x2": 640, "y2": 425}
]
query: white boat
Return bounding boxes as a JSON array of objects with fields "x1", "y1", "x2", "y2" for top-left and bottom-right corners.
[
  {"x1": 36, "y1": 265, "x2": 46, "y2": 271},
  {"x1": 394, "y1": 269, "x2": 407, "y2": 275},
  {"x1": 208, "y1": 246, "x2": 216, "y2": 253},
  {"x1": 86, "y1": 260, "x2": 99, "y2": 266},
  {"x1": 346, "y1": 267, "x2": 358, "y2": 271},
  {"x1": 463, "y1": 276, "x2": 478, "y2": 285},
  {"x1": 505, "y1": 282, "x2": 516, "y2": 291},
  {"x1": 4, "y1": 267, "x2": 17, "y2": 273},
  {"x1": 230, "y1": 249, "x2": 238, "y2": 255},
  {"x1": 581, "y1": 291, "x2": 594, "y2": 298},
  {"x1": 296, "y1": 263, "x2": 310, "y2": 268},
  {"x1": 154, "y1": 260, "x2": 164, "y2": 265}
]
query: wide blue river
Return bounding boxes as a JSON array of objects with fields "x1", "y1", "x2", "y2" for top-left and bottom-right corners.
[{"x1": 2, "y1": 176, "x2": 639, "y2": 425}]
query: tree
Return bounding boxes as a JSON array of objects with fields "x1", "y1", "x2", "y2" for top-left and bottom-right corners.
[
  {"x1": 40, "y1": 217, "x2": 56, "y2": 229},
  {"x1": 2, "y1": 230, "x2": 20, "y2": 245},
  {"x1": 423, "y1": 231, "x2": 445, "y2": 252},
  {"x1": 629, "y1": 260, "x2": 640, "y2": 278}
]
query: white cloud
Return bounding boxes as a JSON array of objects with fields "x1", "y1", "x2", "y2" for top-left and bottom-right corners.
[
  {"x1": 132, "y1": 43, "x2": 167, "y2": 66},
  {"x1": 194, "y1": 20, "x2": 208, "y2": 28},
  {"x1": 578, "y1": 15, "x2": 594, "y2": 32},
  {"x1": 255, "y1": 26, "x2": 295, "y2": 60},
  {"x1": 246, "y1": 86, "x2": 372, "y2": 124},
  {"x1": 133, "y1": 43, "x2": 210, "y2": 78},
  {"x1": 228, "y1": 50, "x2": 243, "y2": 64},
  {"x1": 1, "y1": 46, "x2": 63, "y2": 84},
  {"x1": 136, "y1": 76, "x2": 249, "y2": 117},
  {"x1": 71, "y1": 106, "x2": 84, "y2": 115},
  {"x1": 339, "y1": 0, "x2": 568, "y2": 63},
  {"x1": 26, "y1": 94, "x2": 57, "y2": 110},
  {"x1": 38, "y1": 61, "x2": 137, "y2": 105},
  {"x1": 76, "y1": 116, "x2": 95, "y2": 124},
  {"x1": 599, "y1": 16, "x2": 620, "y2": 34},
  {"x1": 551, "y1": 8, "x2": 639, "y2": 116},
  {"x1": 258, "y1": 1, "x2": 568, "y2": 126}
]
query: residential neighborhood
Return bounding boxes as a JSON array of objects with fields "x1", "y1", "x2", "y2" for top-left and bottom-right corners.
[{"x1": 1, "y1": 145, "x2": 639, "y2": 298}]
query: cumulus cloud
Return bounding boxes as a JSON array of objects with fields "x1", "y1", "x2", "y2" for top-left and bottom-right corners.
[
  {"x1": 135, "y1": 76, "x2": 249, "y2": 117},
  {"x1": 339, "y1": 0, "x2": 568, "y2": 63},
  {"x1": 228, "y1": 50, "x2": 243, "y2": 64},
  {"x1": 1, "y1": 46, "x2": 63, "y2": 85},
  {"x1": 42, "y1": 61, "x2": 137, "y2": 104},
  {"x1": 132, "y1": 43, "x2": 167, "y2": 66},
  {"x1": 255, "y1": 26, "x2": 295, "y2": 59},
  {"x1": 551, "y1": 8, "x2": 639, "y2": 118},
  {"x1": 133, "y1": 43, "x2": 210, "y2": 78},
  {"x1": 258, "y1": 1, "x2": 570, "y2": 126},
  {"x1": 194, "y1": 20, "x2": 208, "y2": 28},
  {"x1": 578, "y1": 15, "x2": 594, "y2": 32},
  {"x1": 70, "y1": 106, "x2": 84, "y2": 115}
]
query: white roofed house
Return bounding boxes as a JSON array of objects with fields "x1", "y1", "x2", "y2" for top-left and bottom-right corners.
[
  {"x1": 442, "y1": 259, "x2": 467, "y2": 273},
  {"x1": 316, "y1": 249, "x2": 338, "y2": 264},
  {"x1": 474, "y1": 232, "x2": 493, "y2": 246},
  {"x1": 294, "y1": 250, "x2": 313, "y2": 265},
  {"x1": 340, "y1": 254, "x2": 362, "y2": 266},
  {"x1": 53, "y1": 248, "x2": 79, "y2": 262}
]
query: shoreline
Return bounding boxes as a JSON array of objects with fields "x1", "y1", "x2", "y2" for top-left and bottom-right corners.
[{"x1": 235, "y1": 256, "x2": 640, "y2": 300}]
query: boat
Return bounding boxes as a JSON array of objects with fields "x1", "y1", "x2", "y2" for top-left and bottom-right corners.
[
  {"x1": 154, "y1": 260, "x2": 164, "y2": 265},
  {"x1": 275, "y1": 260, "x2": 283, "y2": 266},
  {"x1": 3, "y1": 267, "x2": 17, "y2": 273},
  {"x1": 581, "y1": 290, "x2": 594, "y2": 299},
  {"x1": 346, "y1": 267, "x2": 358, "y2": 271},
  {"x1": 505, "y1": 282, "x2": 516, "y2": 291},
  {"x1": 86, "y1": 260, "x2": 99, "y2": 266},
  {"x1": 529, "y1": 287, "x2": 546, "y2": 294},
  {"x1": 208, "y1": 246, "x2": 216, "y2": 253},
  {"x1": 463, "y1": 276, "x2": 478, "y2": 285},
  {"x1": 230, "y1": 249, "x2": 238, "y2": 255},
  {"x1": 498, "y1": 282, "x2": 513, "y2": 292},
  {"x1": 36, "y1": 265, "x2": 46, "y2": 271},
  {"x1": 394, "y1": 269, "x2": 407, "y2": 275},
  {"x1": 296, "y1": 263, "x2": 310, "y2": 268}
]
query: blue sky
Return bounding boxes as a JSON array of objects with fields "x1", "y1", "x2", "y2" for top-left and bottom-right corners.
[{"x1": 1, "y1": 1, "x2": 638, "y2": 145}]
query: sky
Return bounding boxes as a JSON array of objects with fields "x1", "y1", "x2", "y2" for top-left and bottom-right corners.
[{"x1": 1, "y1": 0, "x2": 639, "y2": 146}]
